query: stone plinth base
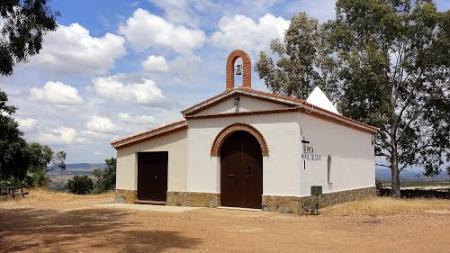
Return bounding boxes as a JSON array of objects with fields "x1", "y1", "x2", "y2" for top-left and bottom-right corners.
[
  {"x1": 127, "y1": 187, "x2": 375, "y2": 214},
  {"x1": 167, "y1": 191, "x2": 220, "y2": 207},
  {"x1": 262, "y1": 186, "x2": 376, "y2": 214},
  {"x1": 262, "y1": 195, "x2": 304, "y2": 214},
  {"x1": 115, "y1": 189, "x2": 137, "y2": 203}
]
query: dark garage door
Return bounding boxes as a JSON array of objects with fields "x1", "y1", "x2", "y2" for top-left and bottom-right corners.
[{"x1": 137, "y1": 152, "x2": 168, "y2": 202}]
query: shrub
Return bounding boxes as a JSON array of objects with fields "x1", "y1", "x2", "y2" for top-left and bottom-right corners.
[
  {"x1": 0, "y1": 177, "x2": 20, "y2": 187},
  {"x1": 92, "y1": 157, "x2": 116, "y2": 194},
  {"x1": 24, "y1": 169, "x2": 50, "y2": 187},
  {"x1": 375, "y1": 179, "x2": 383, "y2": 195},
  {"x1": 66, "y1": 176, "x2": 93, "y2": 194}
]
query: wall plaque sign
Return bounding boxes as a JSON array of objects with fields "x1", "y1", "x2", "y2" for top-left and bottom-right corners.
[{"x1": 301, "y1": 138, "x2": 321, "y2": 161}]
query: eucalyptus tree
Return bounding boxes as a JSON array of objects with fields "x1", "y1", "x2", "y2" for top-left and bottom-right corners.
[{"x1": 256, "y1": 0, "x2": 450, "y2": 197}]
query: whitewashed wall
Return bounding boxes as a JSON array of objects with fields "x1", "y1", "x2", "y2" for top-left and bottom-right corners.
[
  {"x1": 186, "y1": 112, "x2": 302, "y2": 196},
  {"x1": 116, "y1": 129, "x2": 187, "y2": 192},
  {"x1": 299, "y1": 113, "x2": 375, "y2": 196},
  {"x1": 195, "y1": 95, "x2": 289, "y2": 116},
  {"x1": 115, "y1": 104, "x2": 375, "y2": 198}
]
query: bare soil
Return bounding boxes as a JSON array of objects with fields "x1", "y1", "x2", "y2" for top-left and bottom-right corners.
[{"x1": 1, "y1": 193, "x2": 450, "y2": 253}]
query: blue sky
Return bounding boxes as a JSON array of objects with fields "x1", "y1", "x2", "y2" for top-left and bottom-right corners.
[{"x1": 1, "y1": 0, "x2": 449, "y2": 163}]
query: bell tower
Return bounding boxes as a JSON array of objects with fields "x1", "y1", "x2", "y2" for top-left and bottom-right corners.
[{"x1": 226, "y1": 49, "x2": 251, "y2": 90}]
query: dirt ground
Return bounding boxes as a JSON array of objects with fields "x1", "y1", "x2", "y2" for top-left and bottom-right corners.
[{"x1": 1, "y1": 192, "x2": 450, "y2": 253}]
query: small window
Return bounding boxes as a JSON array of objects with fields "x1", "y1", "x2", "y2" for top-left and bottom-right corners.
[{"x1": 327, "y1": 155, "x2": 332, "y2": 184}]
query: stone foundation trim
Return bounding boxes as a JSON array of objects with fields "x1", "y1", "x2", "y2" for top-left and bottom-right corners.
[
  {"x1": 167, "y1": 191, "x2": 220, "y2": 207},
  {"x1": 115, "y1": 189, "x2": 137, "y2": 204},
  {"x1": 262, "y1": 186, "x2": 376, "y2": 214}
]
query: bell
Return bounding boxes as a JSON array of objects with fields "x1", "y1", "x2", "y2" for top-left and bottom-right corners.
[{"x1": 235, "y1": 64, "x2": 242, "y2": 75}]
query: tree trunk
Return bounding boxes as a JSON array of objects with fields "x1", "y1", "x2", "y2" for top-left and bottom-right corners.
[{"x1": 390, "y1": 155, "x2": 401, "y2": 198}]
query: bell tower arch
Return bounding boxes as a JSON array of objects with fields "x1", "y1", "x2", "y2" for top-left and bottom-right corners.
[{"x1": 226, "y1": 50, "x2": 251, "y2": 90}]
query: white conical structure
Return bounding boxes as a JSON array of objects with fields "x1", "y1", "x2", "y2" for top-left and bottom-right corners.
[{"x1": 306, "y1": 87, "x2": 340, "y2": 114}]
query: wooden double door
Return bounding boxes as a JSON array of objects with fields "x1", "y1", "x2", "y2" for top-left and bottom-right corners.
[
  {"x1": 137, "y1": 152, "x2": 168, "y2": 202},
  {"x1": 220, "y1": 131, "x2": 263, "y2": 209}
]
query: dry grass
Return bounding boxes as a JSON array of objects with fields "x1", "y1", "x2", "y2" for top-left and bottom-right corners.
[
  {"x1": 321, "y1": 197, "x2": 450, "y2": 217},
  {"x1": 0, "y1": 188, "x2": 114, "y2": 209}
]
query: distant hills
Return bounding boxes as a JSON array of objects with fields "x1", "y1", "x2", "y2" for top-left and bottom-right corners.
[
  {"x1": 64, "y1": 163, "x2": 106, "y2": 171},
  {"x1": 376, "y1": 166, "x2": 450, "y2": 181},
  {"x1": 59, "y1": 163, "x2": 449, "y2": 180},
  {"x1": 47, "y1": 163, "x2": 106, "y2": 190}
]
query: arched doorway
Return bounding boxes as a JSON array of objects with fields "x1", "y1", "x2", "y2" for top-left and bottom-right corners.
[{"x1": 220, "y1": 131, "x2": 263, "y2": 209}]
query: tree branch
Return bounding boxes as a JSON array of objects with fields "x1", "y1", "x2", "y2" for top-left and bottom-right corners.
[{"x1": 375, "y1": 163, "x2": 392, "y2": 169}]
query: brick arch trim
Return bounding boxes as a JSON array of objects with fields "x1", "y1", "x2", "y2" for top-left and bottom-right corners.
[
  {"x1": 226, "y1": 50, "x2": 251, "y2": 90},
  {"x1": 211, "y1": 123, "x2": 269, "y2": 156}
]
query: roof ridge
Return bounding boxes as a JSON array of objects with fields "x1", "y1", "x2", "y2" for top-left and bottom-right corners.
[
  {"x1": 243, "y1": 88, "x2": 378, "y2": 131},
  {"x1": 112, "y1": 88, "x2": 379, "y2": 149},
  {"x1": 111, "y1": 120, "x2": 187, "y2": 146}
]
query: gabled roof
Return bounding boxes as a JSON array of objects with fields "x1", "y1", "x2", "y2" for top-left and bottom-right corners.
[
  {"x1": 182, "y1": 87, "x2": 379, "y2": 134},
  {"x1": 111, "y1": 120, "x2": 187, "y2": 149},
  {"x1": 182, "y1": 87, "x2": 306, "y2": 116},
  {"x1": 111, "y1": 88, "x2": 379, "y2": 149}
]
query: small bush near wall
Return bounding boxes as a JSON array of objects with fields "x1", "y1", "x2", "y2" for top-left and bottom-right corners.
[
  {"x1": 66, "y1": 176, "x2": 93, "y2": 195},
  {"x1": 379, "y1": 187, "x2": 450, "y2": 199},
  {"x1": 375, "y1": 179, "x2": 383, "y2": 195}
]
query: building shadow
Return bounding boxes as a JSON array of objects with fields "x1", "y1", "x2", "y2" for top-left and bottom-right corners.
[
  {"x1": 91, "y1": 230, "x2": 202, "y2": 252},
  {"x1": 0, "y1": 208, "x2": 201, "y2": 252}
]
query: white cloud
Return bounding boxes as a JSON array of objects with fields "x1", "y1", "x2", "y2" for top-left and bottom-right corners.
[
  {"x1": 92, "y1": 75, "x2": 166, "y2": 105},
  {"x1": 30, "y1": 81, "x2": 84, "y2": 105},
  {"x1": 150, "y1": 0, "x2": 280, "y2": 29},
  {"x1": 86, "y1": 115, "x2": 119, "y2": 134},
  {"x1": 16, "y1": 118, "x2": 38, "y2": 131},
  {"x1": 118, "y1": 113, "x2": 157, "y2": 125},
  {"x1": 28, "y1": 23, "x2": 126, "y2": 75},
  {"x1": 119, "y1": 8, "x2": 206, "y2": 54},
  {"x1": 150, "y1": 0, "x2": 216, "y2": 28},
  {"x1": 211, "y1": 14, "x2": 289, "y2": 53},
  {"x1": 142, "y1": 55, "x2": 169, "y2": 72},
  {"x1": 38, "y1": 127, "x2": 85, "y2": 145}
]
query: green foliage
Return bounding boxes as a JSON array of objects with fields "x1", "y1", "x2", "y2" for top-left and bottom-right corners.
[
  {"x1": 66, "y1": 175, "x2": 93, "y2": 195},
  {"x1": 375, "y1": 179, "x2": 383, "y2": 192},
  {"x1": 92, "y1": 157, "x2": 116, "y2": 194},
  {"x1": 256, "y1": 0, "x2": 450, "y2": 197},
  {"x1": 0, "y1": 0, "x2": 58, "y2": 75},
  {"x1": 22, "y1": 142, "x2": 65, "y2": 187},
  {"x1": 0, "y1": 89, "x2": 66, "y2": 187},
  {"x1": 50, "y1": 151, "x2": 66, "y2": 171},
  {"x1": 0, "y1": 89, "x2": 28, "y2": 181},
  {"x1": 256, "y1": 12, "x2": 329, "y2": 99},
  {"x1": 26, "y1": 142, "x2": 52, "y2": 171},
  {"x1": 0, "y1": 177, "x2": 21, "y2": 187},
  {"x1": 24, "y1": 169, "x2": 49, "y2": 187}
]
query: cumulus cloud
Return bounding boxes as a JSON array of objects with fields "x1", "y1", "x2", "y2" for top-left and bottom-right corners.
[
  {"x1": 16, "y1": 118, "x2": 38, "y2": 131},
  {"x1": 211, "y1": 14, "x2": 289, "y2": 53},
  {"x1": 92, "y1": 75, "x2": 166, "y2": 106},
  {"x1": 86, "y1": 115, "x2": 119, "y2": 134},
  {"x1": 30, "y1": 81, "x2": 84, "y2": 105},
  {"x1": 142, "y1": 55, "x2": 169, "y2": 72},
  {"x1": 118, "y1": 113, "x2": 157, "y2": 125},
  {"x1": 28, "y1": 23, "x2": 126, "y2": 75},
  {"x1": 38, "y1": 127, "x2": 85, "y2": 145},
  {"x1": 119, "y1": 8, "x2": 206, "y2": 54}
]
